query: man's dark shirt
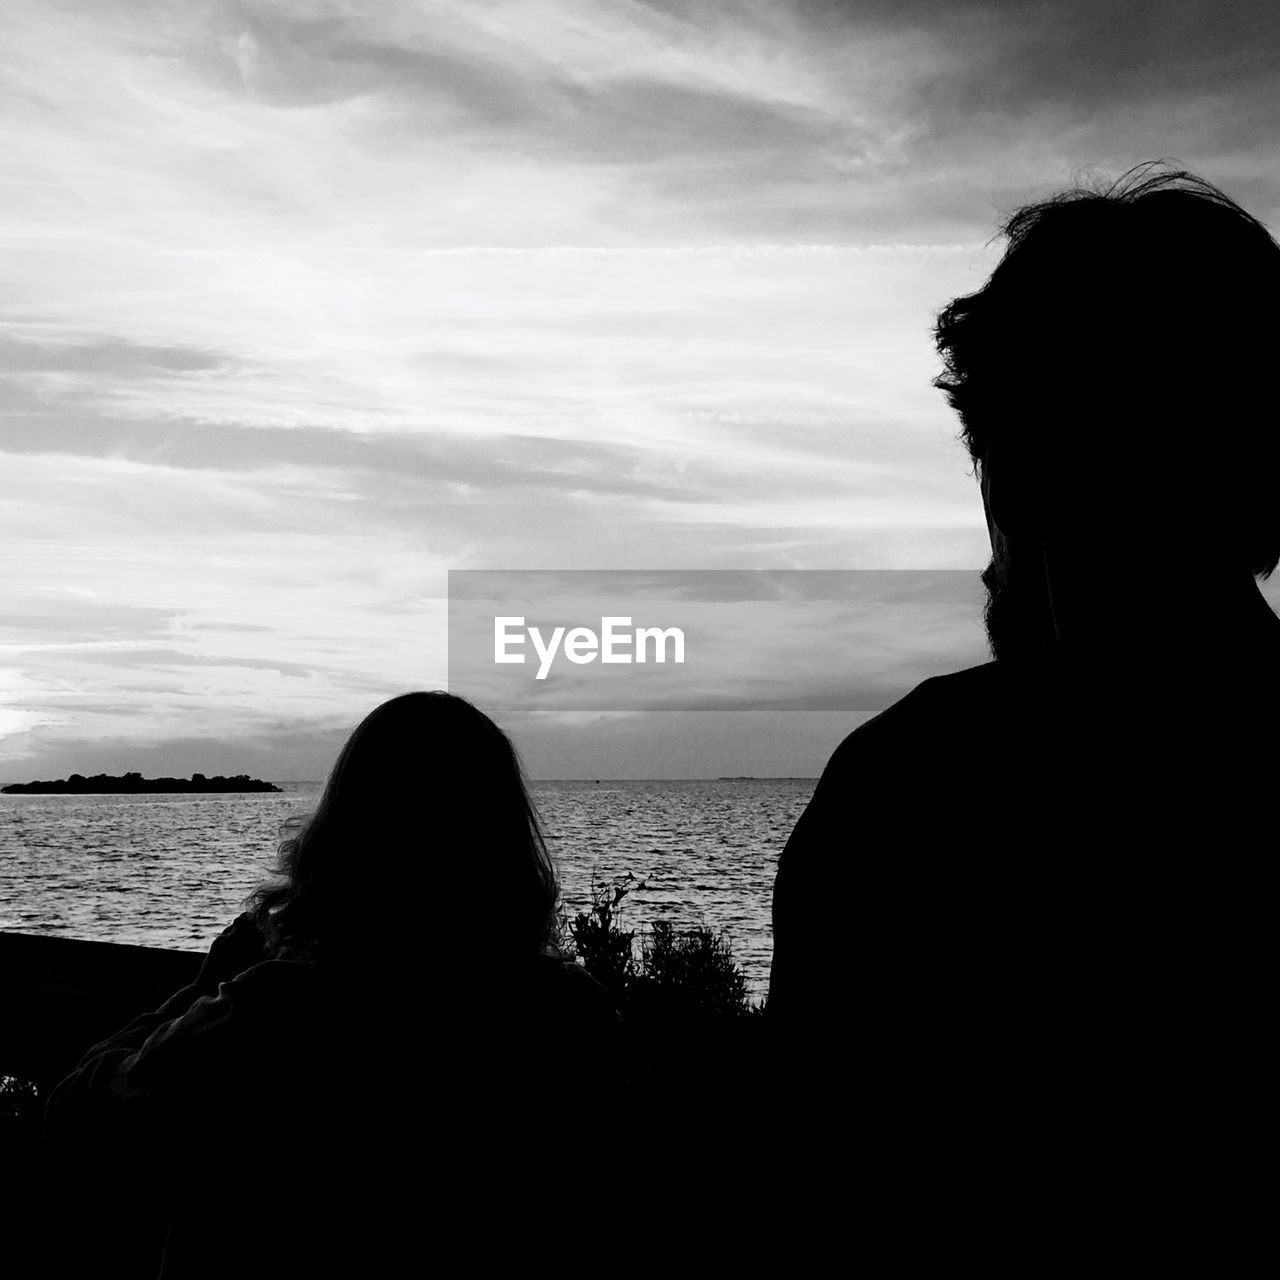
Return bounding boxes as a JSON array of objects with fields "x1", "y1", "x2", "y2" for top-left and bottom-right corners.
[{"x1": 769, "y1": 653, "x2": 1271, "y2": 1207}]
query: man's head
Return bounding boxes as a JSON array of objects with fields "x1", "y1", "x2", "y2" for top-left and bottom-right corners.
[{"x1": 934, "y1": 164, "x2": 1280, "y2": 658}]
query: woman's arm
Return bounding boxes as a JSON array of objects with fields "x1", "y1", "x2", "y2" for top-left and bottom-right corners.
[
  {"x1": 51, "y1": 912, "x2": 272, "y2": 1078},
  {"x1": 44, "y1": 953, "x2": 316, "y2": 1193}
]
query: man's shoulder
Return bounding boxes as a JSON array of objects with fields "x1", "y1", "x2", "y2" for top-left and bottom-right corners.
[
  {"x1": 823, "y1": 661, "x2": 1012, "y2": 775},
  {"x1": 880, "y1": 660, "x2": 1011, "y2": 724}
]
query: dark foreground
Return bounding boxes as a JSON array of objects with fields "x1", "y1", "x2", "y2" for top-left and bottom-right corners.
[{"x1": 1, "y1": 931, "x2": 767, "y2": 1274}]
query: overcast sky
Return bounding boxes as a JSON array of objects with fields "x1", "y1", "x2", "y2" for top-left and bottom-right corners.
[{"x1": 3, "y1": 0, "x2": 1280, "y2": 779}]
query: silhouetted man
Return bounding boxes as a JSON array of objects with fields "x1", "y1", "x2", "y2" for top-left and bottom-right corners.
[{"x1": 769, "y1": 166, "x2": 1278, "y2": 1244}]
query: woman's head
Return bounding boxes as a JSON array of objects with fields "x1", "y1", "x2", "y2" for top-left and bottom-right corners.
[{"x1": 251, "y1": 692, "x2": 558, "y2": 962}]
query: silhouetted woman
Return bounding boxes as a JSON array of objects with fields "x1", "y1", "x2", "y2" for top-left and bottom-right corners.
[{"x1": 46, "y1": 692, "x2": 626, "y2": 1277}]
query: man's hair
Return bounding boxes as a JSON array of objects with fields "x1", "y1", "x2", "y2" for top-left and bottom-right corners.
[{"x1": 934, "y1": 162, "x2": 1280, "y2": 577}]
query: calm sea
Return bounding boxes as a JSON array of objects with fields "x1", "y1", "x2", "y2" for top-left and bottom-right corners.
[{"x1": 0, "y1": 779, "x2": 815, "y2": 1000}]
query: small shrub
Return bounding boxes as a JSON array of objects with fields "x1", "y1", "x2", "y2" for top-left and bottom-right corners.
[
  {"x1": 565, "y1": 872, "x2": 644, "y2": 1003},
  {"x1": 641, "y1": 921, "x2": 752, "y2": 1018},
  {"x1": 564, "y1": 872, "x2": 757, "y2": 1017},
  {"x1": 1, "y1": 1074, "x2": 41, "y2": 1123}
]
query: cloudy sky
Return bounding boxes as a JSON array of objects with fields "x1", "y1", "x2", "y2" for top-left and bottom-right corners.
[{"x1": 3, "y1": 0, "x2": 1280, "y2": 779}]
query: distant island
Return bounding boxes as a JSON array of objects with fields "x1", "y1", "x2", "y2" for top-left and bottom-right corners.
[{"x1": 2, "y1": 772, "x2": 282, "y2": 795}]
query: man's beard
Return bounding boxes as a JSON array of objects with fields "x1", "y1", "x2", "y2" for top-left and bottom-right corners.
[{"x1": 981, "y1": 554, "x2": 1057, "y2": 662}]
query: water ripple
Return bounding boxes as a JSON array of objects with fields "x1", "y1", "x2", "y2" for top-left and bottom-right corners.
[{"x1": 0, "y1": 779, "x2": 815, "y2": 1001}]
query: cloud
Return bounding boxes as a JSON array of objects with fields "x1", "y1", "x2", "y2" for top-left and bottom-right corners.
[
  {"x1": 34, "y1": 647, "x2": 318, "y2": 679},
  {"x1": 0, "y1": 600, "x2": 179, "y2": 644},
  {"x1": 0, "y1": 337, "x2": 226, "y2": 376},
  {"x1": 870, "y1": 1, "x2": 1280, "y2": 222}
]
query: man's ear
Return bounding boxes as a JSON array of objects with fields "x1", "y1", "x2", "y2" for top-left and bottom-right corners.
[{"x1": 981, "y1": 433, "x2": 1045, "y2": 540}]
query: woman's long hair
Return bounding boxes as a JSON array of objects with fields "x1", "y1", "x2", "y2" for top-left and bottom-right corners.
[{"x1": 248, "y1": 692, "x2": 558, "y2": 964}]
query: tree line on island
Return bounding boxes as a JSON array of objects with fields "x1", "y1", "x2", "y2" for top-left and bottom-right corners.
[{"x1": 1, "y1": 772, "x2": 282, "y2": 794}]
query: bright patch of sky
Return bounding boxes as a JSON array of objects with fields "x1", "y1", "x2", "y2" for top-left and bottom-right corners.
[{"x1": 3, "y1": 0, "x2": 1279, "y2": 775}]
